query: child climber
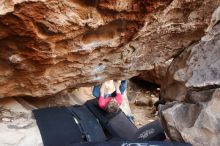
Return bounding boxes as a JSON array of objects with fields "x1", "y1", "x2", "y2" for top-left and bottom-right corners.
[{"x1": 98, "y1": 80, "x2": 123, "y2": 113}]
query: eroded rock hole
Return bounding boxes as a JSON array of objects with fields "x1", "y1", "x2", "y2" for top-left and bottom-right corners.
[
  {"x1": 71, "y1": 0, "x2": 99, "y2": 7},
  {"x1": 35, "y1": 22, "x2": 57, "y2": 36}
]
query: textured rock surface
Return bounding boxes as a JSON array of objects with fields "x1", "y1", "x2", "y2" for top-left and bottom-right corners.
[
  {"x1": 161, "y1": 8, "x2": 220, "y2": 101},
  {"x1": 138, "y1": 59, "x2": 172, "y2": 86},
  {"x1": 160, "y1": 7, "x2": 220, "y2": 146},
  {"x1": 0, "y1": 98, "x2": 42, "y2": 146},
  {"x1": 160, "y1": 89, "x2": 220, "y2": 146},
  {"x1": 0, "y1": 0, "x2": 219, "y2": 97}
]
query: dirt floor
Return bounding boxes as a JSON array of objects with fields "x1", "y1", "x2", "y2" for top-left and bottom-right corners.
[{"x1": 127, "y1": 78, "x2": 160, "y2": 128}]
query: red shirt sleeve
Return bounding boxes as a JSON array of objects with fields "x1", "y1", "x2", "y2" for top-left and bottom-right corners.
[
  {"x1": 98, "y1": 96, "x2": 111, "y2": 110},
  {"x1": 115, "y1": 93, "x2": 123, "y2": 106}
]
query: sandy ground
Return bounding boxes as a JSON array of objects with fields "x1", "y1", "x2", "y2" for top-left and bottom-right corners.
[{"x1": 127, "y1": 78, "x2": 160, "y2": 128}]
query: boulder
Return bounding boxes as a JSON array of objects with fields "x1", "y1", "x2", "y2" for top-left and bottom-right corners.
[
  {"x1": 161, "y1": 6, "x2": 220, "y2": 101},
  {"x1": 0, "y1": 0, "x2": 219, "y2": 97},
  {"x1": 160, "y1": 89, "x2": 220, "y2": 146},
  {"x1": 0, "y1": 98, "x2": 42, "y2": 146},
  {"x1": 134, "y1": 97, "x2": 153, "y2": 107},
  {"x1": 138, "y1": 59, "x2": 172, "y2": 86},
  {"x1": 160, "y1": 6, "x2": 220, "y2": 146}
]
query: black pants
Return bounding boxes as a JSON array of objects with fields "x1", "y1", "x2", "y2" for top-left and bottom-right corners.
[{"x1": 85, "y1": 99, "x2": 166, "y2": 141}]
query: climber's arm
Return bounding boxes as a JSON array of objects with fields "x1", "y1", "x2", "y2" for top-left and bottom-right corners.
[{"x1": 114, "y1": 80, "x2": 123, "y2": 106}]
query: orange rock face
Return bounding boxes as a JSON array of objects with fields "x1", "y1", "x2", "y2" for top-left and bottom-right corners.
[{"x1": 0, "y1": 0, "x2": 219, "y2": 97}]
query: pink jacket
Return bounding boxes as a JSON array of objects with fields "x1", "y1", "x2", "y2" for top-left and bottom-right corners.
[{"x1": 98, "y1": 93, "x2": 123, "y2": 110}]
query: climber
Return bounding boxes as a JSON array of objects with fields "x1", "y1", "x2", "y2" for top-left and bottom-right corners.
[{"x1": 98, "y1": 80, "x2": 123, "y2": 113}]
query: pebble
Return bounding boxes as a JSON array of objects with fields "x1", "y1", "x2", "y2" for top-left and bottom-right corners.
[
  {"x1": 2, "y1": 118, "x2": 11, "y2": 122},
  {"x1": 148, "y1": 119, "x2": 154, "y2": 122}
]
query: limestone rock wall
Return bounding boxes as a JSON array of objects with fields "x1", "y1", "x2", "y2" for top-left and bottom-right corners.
[
  {"x1": 161, "y1": 6, "x2": 220, "y2": 102},
  {"x1": 0, "y1": 0, "x2": 219, "y2": 98},
  {"x1": 160, "y1": 6, "x2": 220, "y2": 146}
]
